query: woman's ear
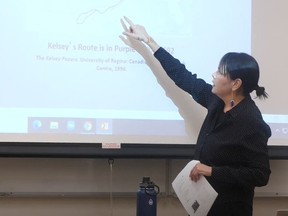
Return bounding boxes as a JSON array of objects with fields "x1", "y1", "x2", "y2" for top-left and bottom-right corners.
[{"x1": 232, "y1": 78, "x2": 242, "y2": 91}]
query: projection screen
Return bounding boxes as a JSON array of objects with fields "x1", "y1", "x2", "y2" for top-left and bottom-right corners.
[{"x1": 0, "y1": 0, "x2": 286, "y2": 147}]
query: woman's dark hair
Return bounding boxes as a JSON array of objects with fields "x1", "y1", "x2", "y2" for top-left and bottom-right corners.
[{"x1": 218, "y1": 52, "x2": 268, "y2": 99}]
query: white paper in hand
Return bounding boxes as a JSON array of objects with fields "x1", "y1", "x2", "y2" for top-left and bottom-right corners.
[{"x1": 172, "y1": 160, "x2": 218, "y2": 216}]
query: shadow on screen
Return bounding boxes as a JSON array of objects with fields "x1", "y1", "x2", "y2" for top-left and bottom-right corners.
[{"x1": 119, "y1": 35, "x2": 206, "y2": 143}]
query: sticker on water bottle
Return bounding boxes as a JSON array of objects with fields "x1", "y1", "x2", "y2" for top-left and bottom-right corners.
[{"x1": 148, "y1": 198, "x2": 154, "y2": 206}]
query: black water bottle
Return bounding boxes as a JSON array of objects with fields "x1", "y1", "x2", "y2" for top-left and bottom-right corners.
[{"x1": 136, "y1": 176, "x2": 160, "y2": 216}]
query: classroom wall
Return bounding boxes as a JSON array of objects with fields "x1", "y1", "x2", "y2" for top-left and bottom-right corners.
[
  {"x1": 0, "y1": 0, "x2": 287, "y2": 215},
  {"x1": 0, "y1": 158, "x2": 287, "y2": 216}
]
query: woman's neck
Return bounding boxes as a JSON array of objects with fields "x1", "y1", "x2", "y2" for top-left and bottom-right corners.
[{"x1": 223, "y1": 95, "x2": 245, "y2": 113}]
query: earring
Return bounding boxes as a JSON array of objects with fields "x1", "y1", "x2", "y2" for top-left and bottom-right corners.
[{"x1": 230, "y1": 99, "x2": 235, "y2": 107}]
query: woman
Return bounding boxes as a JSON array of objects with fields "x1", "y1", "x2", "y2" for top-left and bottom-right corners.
[{"x1": 121, "y1": 17, "x2": 271, "y2": 216}]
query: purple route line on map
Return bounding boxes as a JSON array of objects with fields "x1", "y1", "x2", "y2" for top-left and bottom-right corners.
[{"x1": 76, "y1": 0, "x2": 123, "y2": 24}]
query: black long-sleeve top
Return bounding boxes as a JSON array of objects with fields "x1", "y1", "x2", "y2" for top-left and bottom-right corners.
[{"x1": 154, "y1": 47, "x2": 271, "y2": 212}]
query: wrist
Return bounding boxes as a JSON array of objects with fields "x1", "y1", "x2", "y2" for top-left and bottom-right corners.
[
  {"x1": 145, "y1": 36, "x2": 153, "y2": 44},
  {"x1": 145, "y1": 36, "x2": 160, "y2": 52}
]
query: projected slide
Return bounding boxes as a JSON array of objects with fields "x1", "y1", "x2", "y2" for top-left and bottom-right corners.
[{"x1": 0, "y1": 0, "x2": 257, "y2": 144}]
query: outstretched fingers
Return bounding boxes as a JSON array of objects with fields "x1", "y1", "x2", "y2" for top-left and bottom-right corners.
[
  {"x1": 120, "y1": 16, "x2": 149, "y2": 43},
  {"x1": 121, "y1": 17, "x2": 136, "y2": 39},
  {"x1": 123, "y1": 16, "x2": 135, "y2": 28},
  {"x1": 120, "y1": 18, "x2": 129, "y2": 32}
]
